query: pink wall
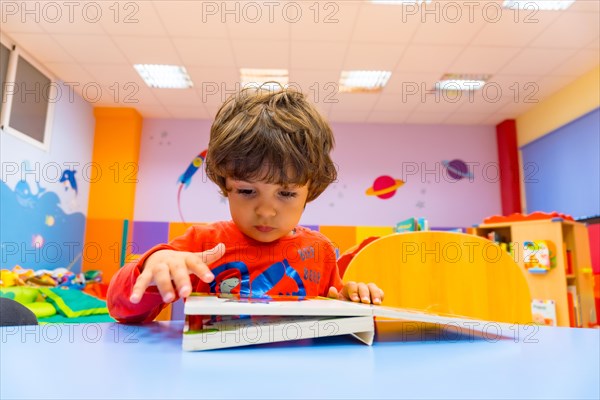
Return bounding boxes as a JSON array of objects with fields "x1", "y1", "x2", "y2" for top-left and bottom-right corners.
[{"x1": 134, "y1": 119, "x2": 501, "y2": 228}]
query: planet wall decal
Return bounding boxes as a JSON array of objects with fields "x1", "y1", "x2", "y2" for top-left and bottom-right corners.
[
  {"x1": 365, "y1": 175, "x2": 405, "y2": 199},
  {"x1": 442, "y1": 159, "x2": 474, "y2": 180}
]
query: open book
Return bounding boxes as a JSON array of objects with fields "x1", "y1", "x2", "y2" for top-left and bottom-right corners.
[{"x1": 183, "y1": 294, "x2": 513, "y2": 351}]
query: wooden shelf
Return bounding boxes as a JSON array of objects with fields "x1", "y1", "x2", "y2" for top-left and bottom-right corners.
[{"x1": 472, "y1": 219, "x2": 596, "y2": 328}]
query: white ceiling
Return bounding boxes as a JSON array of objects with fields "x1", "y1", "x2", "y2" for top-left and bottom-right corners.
[{"x1": 1, "y1": 0, "x2": 599, "y2": 125}]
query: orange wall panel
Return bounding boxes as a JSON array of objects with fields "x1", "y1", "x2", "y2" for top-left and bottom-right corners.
[
  {"x1": 87, "y1": 108, "x2": 142, "y2": 220},
  {"x1": 82, "y1": 218, "x2": 124, "y2": 284},
  {"x1": 319, "y1": 225, "x2": 358, "y2": 254}
]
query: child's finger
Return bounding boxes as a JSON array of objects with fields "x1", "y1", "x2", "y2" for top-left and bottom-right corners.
[
  {"x1": 357, "y1": 283, "x2": 372, "y2": 304},
  {"x1": 368, "y1": 283, "x2": 383, "y2": 304},
  {"x1": 198, "y1": 243, "x2": 226, "y2": 265},
  {"x1": 186, "y1": 254, "x2": 214, "y2": 283},
  {"x1": 130, "y1": 269, "x2": 153, "y2": 304},
  {"x1": 327, "y1": 286, "x2": 339, "y2": 299},
  {"x1": 343, "y1": 281, "x2": 359, "y2": 302},
  {"x1": 153, "y1": 262, "x2": 177, "y2": 303},
  {"x1": 188, "y1": 243, "x2": 226, "y2": 283},
  {"x1": 170, "y1": 263, "x2": 193, "y2": 298}
]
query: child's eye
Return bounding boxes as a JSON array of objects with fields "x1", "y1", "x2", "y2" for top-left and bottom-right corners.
[
  {"x1": 279, "y1": 191, "x2": 297, "y2": 198},
  {"x1": 236, "y1": 189, "x2": 255, "y2": 196}
]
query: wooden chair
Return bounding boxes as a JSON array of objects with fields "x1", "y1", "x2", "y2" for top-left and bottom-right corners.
[{"x1": 343, "y1": 231, "x2": 533, "y2": 324}]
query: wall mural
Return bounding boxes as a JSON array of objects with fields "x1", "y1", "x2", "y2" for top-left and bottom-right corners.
[
  {"x1": 441, "y1": 159, "x2": 474, "y2": 180},
  {"x1": 177, "y1": 149, "x2": 208, "y2": 223},
  {"x1": 0, "y1": 177, "x2": 85, "y2": 273},
  {"x1": 365, "y1": 175, "x2": 405, "y2": 200}
]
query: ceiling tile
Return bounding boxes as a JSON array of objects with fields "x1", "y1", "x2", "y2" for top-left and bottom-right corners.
[
  {"x1": 115, "y1": 36, "x2": 183, "y2": 65},
  {"x1": 36, "y1": 4, "x2": 106, "y2": 35},
  {"x1": 164, "y1": 104, "x2": 211, "y2": 120},
  {"x1": 85, "y1": 64, "x2": 144, "y2": 87},
  {"x1": 153, "y1": 1, "x2": 228, "y2": 38},
  {"x1": 395, "y1": 45, "x2": 463, "y2": 73},
  {"x1": 133, "y1": 104, "x2": 170, "y2": 119},
  {"x1": 7, "y1": 33, "x2": 75, "y2": 64},
  {"x1": 225, "y1": 7, "x2": 290, "y2": 40},
  {"x1": 550, "y1": 49, "x2": 600, "y2": 76},
  {"x1": 172, "y1": 38, "x2": 236, "y2": 67},
  {"x1": 448, "y1": 46, "x2": 522, "y2": 74},
  {"x1": 98, "y1": 1, "x2": 167, "y2": 36},
  {"x1": 343, "y1": 43, "x2": 405, "y2": 70},
  {"x1": 0, "y1": 11, "x2": 44, "y2": 33},
  {"x1": 290, "y1": 2, "x2": 361, "y2": 42},
  {"x1": 534, "y1": 75, "x2": 578, "y2": 99},
  {"x1": 530, "y1": 12, "x2": 600, "y2": 48},
  {"x1": 484, "y1": 74, "x2": 541, "y2": 106},
  {"x1": 187, "y1": 67, "x2": 241, "y2": 107},
  {"x1": 351, "y1": 3, "x2": 421, "y2": 44},
  {"x1": 495, "y1": 100, "x2": 537, "y2": 117},
  {"x1": 383, "y1": 72, "x2": 441, "y2": 94},
  {"x1": 44, "y1": 62, "x2": 95, "y2": 85},
  {"x1": 291, "y1": 41, "x2": 346, "y2": 70},
  {"x1": 0, "y1": 0, "x2": 596, "y2": 125},
  {"x1": 152, "y1": 88, "x2": 203, "y2": 106},
  {"x1": 412, "y1": 90, "x2": 476, "y2": 113},
  {"x1": 454, "y1": 92, "x2": 512, "y2": 114},
  {"x1": 334, "y1": 93, "x2": 380, "y2": 111},
  {"x1": 411, "y1": 4, "x2": 486, "y2": 45},
  {"x1": 587, "y1": 36, "x2": 600, "y2": 50},
  {"x1": 499, "y1": 48, "x2": 578, "y2": 75},
  {"x1": 51, "y1": 34, "x2": 129, "y2": 64},
  {"x1": 287, "y1": 69, "x2": 341, "y2": 107},
  {"x1": 68, "y1": 76, "x2": 160, "y2": 106},
  {"x1": 471, "y1": 9, "x2": 560, "y2": 47},
  {"x1": 569, "y1": 1, "x2": 600, "y2": 12},
  {"x1": 231, "y1": 40, "x2": 289, "y2": 69},
  {"x1": 84, "y1": 84, "x2": 145, "y2": 107},
  {"x1": 372, "y1": 94, "x2": 421, "y2": 113}
]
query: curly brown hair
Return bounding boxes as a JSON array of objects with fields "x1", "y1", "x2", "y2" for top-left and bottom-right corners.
[{"x1": 206, "y1": 86, "x2": 337, "y2": 202}]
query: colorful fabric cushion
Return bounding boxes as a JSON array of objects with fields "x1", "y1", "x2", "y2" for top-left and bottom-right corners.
[
  {"x1": 25, "y1": 301, "x2": 57, "y2": 318},
  {"x1": 0, "y1": 287, "x2": 40, "y2": 304},
  {"x1": 39, "y1": 287, "x2": 108, "y2": 318}
]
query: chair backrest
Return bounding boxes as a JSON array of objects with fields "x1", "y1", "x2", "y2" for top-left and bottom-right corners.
[{"x1": 343, "y1": 231, "x2": 533, "y2": 324}]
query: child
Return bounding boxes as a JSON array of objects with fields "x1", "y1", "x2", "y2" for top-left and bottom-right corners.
[{"x1": 107, "y1": 86, "x2": 383, "y2": 323}]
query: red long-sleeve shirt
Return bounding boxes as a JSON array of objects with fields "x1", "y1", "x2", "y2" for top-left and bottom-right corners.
[{"x1": 107, "y1": 221, "x2": 343, "y2": 323}]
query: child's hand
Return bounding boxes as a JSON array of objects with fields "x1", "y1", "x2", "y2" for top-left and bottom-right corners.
[
  {"x1": 129, "y1": 243, "x2": 225, "y2": 304},
  {"x1": 327, "y1": 282, "x2": 384, "y2": 305}
]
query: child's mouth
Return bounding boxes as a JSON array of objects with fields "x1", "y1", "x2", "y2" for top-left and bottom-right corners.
[{"x1": 255, "y1": 226, "x2": 274, "y2": 233}]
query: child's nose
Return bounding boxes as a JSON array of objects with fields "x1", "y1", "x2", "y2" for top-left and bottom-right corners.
[{"x1": 255, "y1": 201, "x2": 277, "y2": 218}]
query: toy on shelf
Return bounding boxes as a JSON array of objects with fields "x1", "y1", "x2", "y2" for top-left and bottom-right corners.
[
  {"x1": 523, "y1": 240, "x2": 556, "y2": 274},
  {"x1": 531, "y1": 299, "x2": 557, "y2": 326},
  {"x1": 395, "y1": 217, "x2": 428, "y2": 233}
]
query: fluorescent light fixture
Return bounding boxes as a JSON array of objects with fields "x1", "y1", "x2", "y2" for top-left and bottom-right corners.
[
  {"x1": 240, "y1": 69, "x2": 288, "y2": 90},
  {"x1": 502, "y1": 0, "x2": 575, "y2": 11},
  {"x1": 434, "y1": 74, "x2": 492, "y2": 91},
  {"x1": 134, "y1": 64, "x2": 193, "y2": 89},
  {"x1": 371, "y1": 0, "x2": 432, "y2": 4},
  {"x1": 339, "y1": 70, "x2": 392, "y2": 93}
]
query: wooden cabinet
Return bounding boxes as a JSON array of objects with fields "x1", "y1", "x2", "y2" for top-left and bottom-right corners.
[{"x1": 472, "y1": 219, "x2": 596, "y2": 327}]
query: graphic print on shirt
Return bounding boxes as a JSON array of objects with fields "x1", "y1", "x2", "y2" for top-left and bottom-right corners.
[{"x1": 209, "y1": 260, "x2": 306, "y2": 297}]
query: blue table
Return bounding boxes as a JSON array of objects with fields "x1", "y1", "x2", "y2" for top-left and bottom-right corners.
[{"x1": 1, "y1": 321, "x2": 598, "y2": 399}]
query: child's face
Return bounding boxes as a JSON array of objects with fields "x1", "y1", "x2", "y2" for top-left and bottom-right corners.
[{"x1": 225, "y1": 177, "x2": 309, "y2": 243}]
